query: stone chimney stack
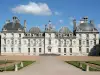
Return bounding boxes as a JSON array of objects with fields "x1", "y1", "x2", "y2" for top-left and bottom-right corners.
[
  {"x1": 24, "y1": 20, "x2": 26, "y2": 32},
  {"x1": 5, "y1": 20, "x2": 10, "y2": 24},
  {"x1": 83, "y1": 16, "x2": 88, "y2": 23},
  {"x1": 73, "y1": 19, "x2": 76, "y2": 36},
  {"x1": 73, "y1": 19, "x2": 76, "y2": 31},
  {"x1": 90, "y1": 20, "x2": 94, "y2": 25}
]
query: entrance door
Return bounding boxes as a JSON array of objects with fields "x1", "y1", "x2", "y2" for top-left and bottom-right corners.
[{"x1": 48, "y1": 49, "x2": 51, "y2": 53}]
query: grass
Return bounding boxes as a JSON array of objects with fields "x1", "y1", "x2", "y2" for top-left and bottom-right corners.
[
  {"x1": 0, "y1": 61, "x2": 35, "y2": 71},
  {"x1": 66, "y1": 61, "x2": 100, "y2": 71},
  {"x1": 86, "y1": 61, "x2": 100, "y2": 66}
]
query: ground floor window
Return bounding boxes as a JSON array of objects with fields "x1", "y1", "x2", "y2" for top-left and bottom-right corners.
[
  {"x1": 58, "y1": 48, "x2": 61, "y2": 53},
  {"x1": 79, "y1": 47, "x2": 82, "y2": 53},
  {"x1": 33, "y1": 48, "x2": 36, "y2": 53},
  {"x1": 39, "y1": 48, "x2": 41, "y2": 53},
  {"x1": 86, "y1": 48, "x2": 89, "y2": 53},
  {"x1": 64, "y1": 48, "x2": 66, "y2": 53},
  {"x1": 4, "y1": 47, "x2": 6, "y2": 52},
  {"x1": 11, "y1": 48, "x2": 13, "y2": 52},
  {"x1": 70, "y1": 48, "x2": 72, "y2": 55},
  {"x1": 19, "y1": 48, "x2": 21, "y2": 53},
  {"x1": 48, "y1": 49, "x2": 51, "y2": 52}
]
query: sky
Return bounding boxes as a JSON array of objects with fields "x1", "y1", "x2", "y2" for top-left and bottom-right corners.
[{"x1": 0, "y1": 0, "x2": 100, "y2": 32}]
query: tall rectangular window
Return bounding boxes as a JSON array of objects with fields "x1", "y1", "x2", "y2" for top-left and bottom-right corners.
[
  {"x1": 87, "y1": 40, "x2": 89, "y2": 46},
  {"x1": 19, "y1": 34, "x2": 21, "y2": 37},
  {"x1": 33, "y1": 48, "x2": 36, "y2": 53},
  {"x1": 11, "y1": 48, "x2": 13, "y2": 52},
  {"x1": 39, "y1": 48, "x2": 41, "y2": 53},
  {"x1": 64, "y1": 48, "x2": 66, "y2": 53},
  {"x1": 48, "y1": 49, "x2": 51, "y2": 52},
  {"x1": 58, "y1": 48, "x2": 61, "y2": 53},
  {"x1": 19, "y1": 48, "x2": 21, "y2": 53},
  {"x1": 70, "y1": 48, "x2": 72, "y2": 53},
  {"x1": 87, "y1": 48, "x2": 89, "y2": 53},
  {"x1": 79, "y1": 40, "x2": 81, "y2": 45},
  {"x1": 4, "y1": 47, "x2": 6, "y2": 52},
  {"x1": 79, "y1": 47, "x2": 81, "y2": 52},
  {"x1": 4, "y1": 39, "x2": 6, "y2": 44},
  {"x1": 49, "y1": 39, "x2": 51, "y2": 45},
  {"x1": 87, "y1": 34, "x2": 89, "y2": 38},
  {"x1": 94, "y1": 40, "x2": 96, "y2": 45}
]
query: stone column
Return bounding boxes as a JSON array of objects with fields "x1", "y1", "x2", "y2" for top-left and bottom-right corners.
[
  {"x1": 20, "y1": 62, "x2": 23, "y2": 67},
  {"x1": 15, "y1": 64, "x2": 18, "y2": 71},
  {"x1": 86, "y1": 64, "x2": 89, "y2": 71}
]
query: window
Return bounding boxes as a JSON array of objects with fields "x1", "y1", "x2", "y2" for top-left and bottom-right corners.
[
  {"x1": 94, "y1": 34, "x2": 96, "y2": 38},
  {"x1": 39, "y1": 48, "x2": 41, "y2": 53},
  {"x1": 33, "y1": 48, "x2": 36, "y2": 52},
  {"x1": 83, "y1": 41, "x2": 85, "y2": 44},
  {"x1": 15, "y1": 40, "x2": 17, "y2": 44},
  {"x1": 87, "y1": 40, "x2": 89, "y2": 46},
  {"x1": 86, "y1": 48, "x2": 89, "y2": 53},
  {"x1": 19, "y1": 34, "x2": 21, "y2": 37},
  {"x1": 12, "y1": 40, "x2": 13, "y2": 44},
  {"x1": 4, "y1": 33, "x2": 6, "y2": 36},
  {"x1": 49, "y1": 39, "x2": 51, "y2": 45},
  {"x1": 4, "y1": 47, "x2": 6, "y2": 52},
  {"x1": 64, "y1": 40, "x2": 66, "y2": 45},
  {"x1": 86, "y1": 34, "x2": 89, "y2": 38},
  {"x1": 94, "y1": 40, "x2": 96, "y2": 45},
  {"x1": 19, "y1": 40, "x2": 21, "y2": 44},
  {"x1": 73, "y1": 41, "x2": 76, "y2": 44},
  {"x1": 58, "y1": 48, "x2": 61, "y2": 53},
  {"x1": 90, "y1": 41, "x2": 92, "y2": 44},
  {"x1": 24, "y1": 40, "x2": 26, "y2": 44},
  {"x1": 11, "y1": 48, "x2": 13, "y2": 52},
  {"x1": 79, "y1": 47, "x2": 81, "y2": 52},
  {"x1": 64, "y1": 48, "x2": 66, "y2": 53},
  {"x1": 79, "y1": 40, "x2": 81, "y2": 45},
  {"x1": 7, "y1": 40, "x2": 10, "y2": 44},
  {"x1": 66, "y1": 41, "x2": 69, "y2": 44},
  {"x1": 19, "y1": 48, "x2": 21, "y2": 53},
  {"x1": 4, "y1": 39, "x2": 6, "y2": 44},
  {"x1": 49, "y1": 34, "x2": 51, "y2": 37},
  {"x1": 70, "y1": 48, "x2": 72, "y2": 53},
  {"x1": 48, "y1": 49, "x2": 51, "y2": 52}
]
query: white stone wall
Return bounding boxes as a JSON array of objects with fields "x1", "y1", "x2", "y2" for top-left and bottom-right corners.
[{"x1": 0, "y1": 31, "x2": 99, "y2": 56}]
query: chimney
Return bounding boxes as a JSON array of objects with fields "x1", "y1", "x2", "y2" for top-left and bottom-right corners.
[
  {"x1": 90, "y1": 20, "x2": 94, "y2": 25},
  {"x1": 73, "y1": 19, "x2": 76, "y2": 36},
  {"x1": 83, "y1": 16, "x2": 88, "y2": 23},
  {"x1": 73, "y1": 19, "x2": 76, "y2": 31},
  {"x1": 24, "y1": 20, "x2": 26, "y2": 32},
  {"x1": 5, "y1": 20, "x2": 10, "y2": 24},
  {"x1": 45, "y1": 24, "x2": 47, "y2": 30}
]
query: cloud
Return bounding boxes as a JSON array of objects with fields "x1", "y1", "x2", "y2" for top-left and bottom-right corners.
[
  {"x1": 59, "y1": 20, "x2": 63, "y2": 23},
  {"x1": 11, "y1": 2, "x2": 52, "y2": 16},
  {"x1": 54, "y1": 11, "x2": 62, "y2": 16}
]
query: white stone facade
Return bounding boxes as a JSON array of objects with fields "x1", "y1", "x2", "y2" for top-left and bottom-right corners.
[{"x1": 0, "y1": 16, "x2": 99, "y2": 56}]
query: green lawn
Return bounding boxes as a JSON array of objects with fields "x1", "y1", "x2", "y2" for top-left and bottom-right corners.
[
  {"x1": 66, "y1": 61, "x2": 100, "y2": 71},
  {"x1": 0, "y1": 61, "x2": 35, "y2": 71}
]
